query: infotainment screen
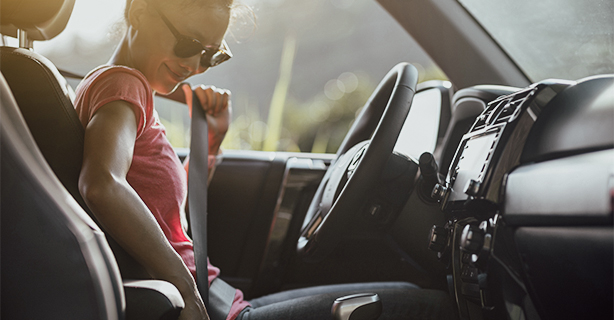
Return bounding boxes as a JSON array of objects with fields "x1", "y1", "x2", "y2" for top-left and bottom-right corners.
[{"x1": 448, "y1": 132, "x2": 499, "y2": 202}]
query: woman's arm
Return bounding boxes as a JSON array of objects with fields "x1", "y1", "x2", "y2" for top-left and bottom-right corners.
[{"x1": 79, "y1": 101, "x2": 208, "y2": 320}]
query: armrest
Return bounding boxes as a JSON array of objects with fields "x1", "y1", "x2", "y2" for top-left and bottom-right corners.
[{"x1": 124, "y1": 280, "x2": 185, "y2": 320}]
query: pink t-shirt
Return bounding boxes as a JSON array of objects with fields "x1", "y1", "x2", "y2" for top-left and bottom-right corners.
[{"x1": 74, "y1": 65, "x2": 249, "y2": 319}]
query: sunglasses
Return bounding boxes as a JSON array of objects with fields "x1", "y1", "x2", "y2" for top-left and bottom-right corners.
[{"x1": 151, "y1": 4, "x2": 232, "y2": 68}]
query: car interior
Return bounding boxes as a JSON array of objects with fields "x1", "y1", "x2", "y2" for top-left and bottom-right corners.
[{"x1": 1, "y1": 0, "x2": 612, "y2": 320}]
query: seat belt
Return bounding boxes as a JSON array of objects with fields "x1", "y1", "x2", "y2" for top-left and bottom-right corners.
[
  {"x1": 209, "y1": 278, "x2": 236, "y2": 320},
  {"x1": 188, "y1": 90, "x2": 235, "y2": 320}
]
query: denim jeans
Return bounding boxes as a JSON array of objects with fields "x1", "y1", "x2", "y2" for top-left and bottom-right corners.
[{"x1": 237, "y1": 282, "x2": 457, "y2": 320}]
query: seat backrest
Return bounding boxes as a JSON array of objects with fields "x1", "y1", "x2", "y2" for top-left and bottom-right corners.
[
  {"x1": 0, "y1": 24, "x2": 150, "y2": 281},
  {"x1": 1, "y1": 46, "x2": 85, "y2": 206},
  {"x1": 1, "y1": 2, "x2": 184, "y2": 319},
  {"x1": 0, "y1": 72, "x2": 123, "y2": 320}
]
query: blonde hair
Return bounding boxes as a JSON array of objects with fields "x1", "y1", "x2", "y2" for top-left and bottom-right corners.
[{"x1": 123, "y1": 0, "x2": 234, "y2": 24}]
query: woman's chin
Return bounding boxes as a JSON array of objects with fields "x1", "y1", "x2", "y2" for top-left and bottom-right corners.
[{"x1": 152, "y1": 81, "x2": 180, "y2": 96}]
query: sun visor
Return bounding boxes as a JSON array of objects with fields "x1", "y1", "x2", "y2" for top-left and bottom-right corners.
[{"x1": 1, "y1": 0, "x2": 75, "y2": 41}]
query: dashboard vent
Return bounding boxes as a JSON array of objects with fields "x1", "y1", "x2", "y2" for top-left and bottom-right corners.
[
  {"x1": 471, "y1": 87, "x2": 537, "y2": 132},
  {"x1": 493, "y1": 88, "x2": 534, "y2": 124},
  {"x1": 471, "y1": 99, "x2": 504, "y2": 132},
  {"x1": 493, "y1": 99, "x2": 520, "y2": 124}
]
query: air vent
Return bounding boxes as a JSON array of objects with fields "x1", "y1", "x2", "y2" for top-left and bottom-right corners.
[
  {"x1": 471, "y1": 99, "x2": 504, "y2": 132},
  {"x1": 472, "y1": 114, "x2": 488, "y2": 131},
  {"x1": 470, "y1": 86, "x2": 539, "y2": 132},
  {"x1": 494, "y1": 100, "x2": 520, "y2": 124},
  {"x1": 493, "y1": 88, "x2": 535, "y2": 124}
]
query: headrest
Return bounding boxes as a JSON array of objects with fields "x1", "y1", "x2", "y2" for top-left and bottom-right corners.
[{"x1": 1, "y1": 0, "x2": 75, "y2": 41}]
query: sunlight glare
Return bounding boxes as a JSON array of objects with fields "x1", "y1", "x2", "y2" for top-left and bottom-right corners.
[{"x1": 36, "y1": 0, "x2": 124, "y2": 51}]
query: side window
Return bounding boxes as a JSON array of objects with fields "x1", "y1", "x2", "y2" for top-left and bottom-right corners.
[
  {"x1": 36, "y1": 0, "x2": 446, "y2": 153},
  {"x1": 197, "y1": 0, "x2": 447, "y2": 153}
]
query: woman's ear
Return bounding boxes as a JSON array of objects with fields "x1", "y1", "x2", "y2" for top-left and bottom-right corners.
[{"x1": 127, "y1": 0, "x2": 149, "y2": 30}]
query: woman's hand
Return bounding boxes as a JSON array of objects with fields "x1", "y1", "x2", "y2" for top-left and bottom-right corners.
[{"x1": 183, "y1": 84, "x2": 231, "y2": 156}]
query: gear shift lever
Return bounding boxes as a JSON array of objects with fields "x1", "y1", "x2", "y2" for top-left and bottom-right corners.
[{"x1": 331, "y1": 293, "x2": 382, "y2": 320}]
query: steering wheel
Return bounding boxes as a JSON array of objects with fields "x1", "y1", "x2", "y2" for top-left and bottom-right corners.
[{"x1": 297, "y1": 63, "x2": 419, "y2": 262}]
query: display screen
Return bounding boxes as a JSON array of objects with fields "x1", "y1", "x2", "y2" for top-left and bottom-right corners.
[{"x1": 449, "y1": 132, "x2": 498, "y2": 201}]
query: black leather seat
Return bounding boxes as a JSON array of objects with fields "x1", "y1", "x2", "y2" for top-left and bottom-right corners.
[
  {"x1": 1, "y1": 1, "x2": 150, "y2": 280},
  {"x1": 1, "y1": 0, "x2": 184, "y2": 319},
  {"x1": 1, "y1": 72, "x2": 125, "y2": 319}
]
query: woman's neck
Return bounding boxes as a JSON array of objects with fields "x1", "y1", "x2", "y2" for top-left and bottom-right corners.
[{"x1": 108, "y1": 31, "x2": 135, "y2": 68}]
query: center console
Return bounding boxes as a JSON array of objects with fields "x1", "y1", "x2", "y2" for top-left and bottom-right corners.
[{"x1": 427, "y1": 80, "x2": 573, "y2": 319}]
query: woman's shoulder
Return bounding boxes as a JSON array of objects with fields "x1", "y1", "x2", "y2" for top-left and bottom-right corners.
[
  {"x1": 76, "y1": 65, "x2": 153, "y2": 105},
  {"x1": 75, "y1": 65, "x2": 154, "y2": 135},
  {"x1": 83, "y1": 65, "x2": 150, "y2": 89}
]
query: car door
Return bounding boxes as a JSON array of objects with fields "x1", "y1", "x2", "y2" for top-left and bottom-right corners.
[{"x1": 207, "y1": 150, "x2": 331, "y2": 298}]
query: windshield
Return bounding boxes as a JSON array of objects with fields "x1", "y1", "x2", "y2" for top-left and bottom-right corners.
[{"x1": 459, "y1": 0, "x2": 614, "y2": 82}]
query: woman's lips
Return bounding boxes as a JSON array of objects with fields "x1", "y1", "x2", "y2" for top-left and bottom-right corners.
[{"x1": 166, "y1": 64, "x2": 188, "y2": 82}]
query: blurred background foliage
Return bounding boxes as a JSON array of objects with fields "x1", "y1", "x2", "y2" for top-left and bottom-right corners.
[
  {"x1": 27, "y1": 0, "x2": 447, "y2": 153},
  {"x1": 212, "y1": 0, "x2": 448, "y2": 153}
]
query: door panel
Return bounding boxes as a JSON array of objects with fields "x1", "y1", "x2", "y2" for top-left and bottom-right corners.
[{"x1": 207, "y1": 150, "x2": 331, "y2": 297}]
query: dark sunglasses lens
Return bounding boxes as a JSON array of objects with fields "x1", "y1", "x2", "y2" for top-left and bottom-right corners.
[
  {"x1": 200, "y1": 54, "x2": 212, "y2": 68},
  {"x1": 174, "y1": 38, "x2": 203, "y2": 58}
]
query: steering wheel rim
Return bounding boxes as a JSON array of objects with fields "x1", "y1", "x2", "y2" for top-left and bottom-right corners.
[{"x1": 297, "y1": 63, "x2": 419, "y2": 262}]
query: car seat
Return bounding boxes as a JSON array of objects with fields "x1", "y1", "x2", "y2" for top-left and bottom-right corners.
[
  {"x1": 1, "y1": 71, "x2": 124, "y2": 319},
  {"x1": 1, "y1": 0, "x2": 184, "y2": 319}
]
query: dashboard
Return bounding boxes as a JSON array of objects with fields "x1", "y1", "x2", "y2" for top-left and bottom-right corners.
[{"x1": 426, "y1": 75, "x2": 614, "y2": 320}]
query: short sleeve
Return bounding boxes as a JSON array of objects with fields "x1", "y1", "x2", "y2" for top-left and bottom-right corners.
[{"x1": 85, "y1": 67, "x2": 152, "y2": 139}]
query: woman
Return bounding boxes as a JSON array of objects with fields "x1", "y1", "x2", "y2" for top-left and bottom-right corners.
[{"x1": 75, "y1": 0, "x2": 456, "y2": 319}]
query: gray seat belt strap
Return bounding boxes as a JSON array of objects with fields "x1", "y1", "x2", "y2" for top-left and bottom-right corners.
[
  {"x1": 189, "y1": 90, "x2": 210, "y2": 307},
  {"x1": 189, "y1": 91, "x2": 236, "y2": 320}
]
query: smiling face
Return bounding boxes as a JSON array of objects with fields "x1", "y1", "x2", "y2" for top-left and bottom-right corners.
[{"x1": 123, "y1": 0, "x2": 231, "y2": 94}]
